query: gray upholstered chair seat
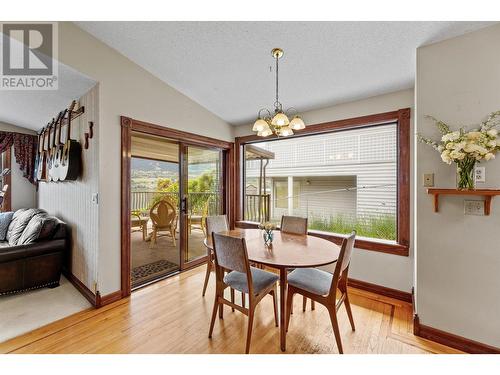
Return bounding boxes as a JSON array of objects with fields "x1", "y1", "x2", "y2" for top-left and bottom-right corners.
[
  {"x1": 224, "y1": 267, "x2": 279, "y2": 295},
  {"x1": 287, "y1": 268, "x2": 333, "y2": 296}
]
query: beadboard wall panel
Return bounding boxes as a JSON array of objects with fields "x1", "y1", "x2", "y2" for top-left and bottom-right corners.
[{"x1": 38, "y1": 84, "x2": 99, "y2": 292}]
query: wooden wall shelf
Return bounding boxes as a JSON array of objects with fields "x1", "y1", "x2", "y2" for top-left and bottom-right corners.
[{"x1": 427, "y1": 188, "x2": 500, "y2": 215}]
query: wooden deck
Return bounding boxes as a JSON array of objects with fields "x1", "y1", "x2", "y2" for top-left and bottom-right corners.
[{"x1": 0, "y1": 266, "x2": 461, "y2": 354}]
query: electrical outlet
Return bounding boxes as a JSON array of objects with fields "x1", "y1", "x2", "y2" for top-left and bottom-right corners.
[
  {"x1": 423, "y1": 173, "x2": 434, "y2": 187},
  {"x1": 475, "y1": 166, "x2": 485, "y2": 183},
  {"x1": 464, "y1": 200, "x2": 484, "y2": 216}
]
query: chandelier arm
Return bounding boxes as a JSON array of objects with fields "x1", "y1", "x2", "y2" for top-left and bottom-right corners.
[
  {"x1": 285, "y1": 107, "x2": 299, "y2": 117},
  {"x1": 258, "y1": 108, "x2": 272, "y2": 119}
]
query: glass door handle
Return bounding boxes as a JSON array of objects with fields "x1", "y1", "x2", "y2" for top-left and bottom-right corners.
[{"x1": 181, "y1": 195, "x2": 188, "y2": 214}]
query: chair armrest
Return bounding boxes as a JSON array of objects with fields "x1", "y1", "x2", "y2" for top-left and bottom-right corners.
[{"x1": 0, "y1": 239, "x2": 67, "y2": 263}]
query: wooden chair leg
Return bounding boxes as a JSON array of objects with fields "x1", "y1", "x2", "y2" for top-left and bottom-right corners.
[
  {"x1": 311, "y1": 300, "x2": 315, "y2": 310},
  {"x1": 344, "y1": 292, "x2": 355, "y2": 331},
  {"x1": 270, "y1": 287, "x2": 278, "y2": 327},
  {"x1": 302, "y1": 296, "x2": 307, "y2": 312},
  {"x1": 328, "y1": 307, "x2": 344, "y2": 354},
  {"x1": 245, "y1": 304, "x2": 255, "y2": 354},
  {"x1": 149, "y1": 229, "x2": 155, "y2": 248},
  {"x1": 230, "y1": 288, "x2": 235, "y2": 312},
  {"x1": 286, "y1": 290, "x2": 294, "y2": 332},
  {"x1": 171, "y1": 228, "x2": 176, "y2": 247},
  {"x1": 241, "y1": 292, "x2": 245, "y2": 308},
  {"x1": 202, "y1": 261, "x2": 211, "y2": 297},
  {"x1": 219, "y1": 298, "x2": 224, "y2": 319},
  {"x1": 208, "y1": 295, "x2": 219, "y2": 338}
]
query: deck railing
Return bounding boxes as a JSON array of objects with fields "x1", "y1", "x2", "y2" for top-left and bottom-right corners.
[
  {"x1": 244, "y1": 194, "x2": 270, "y2": 223},
  {"x1": 131, "y1": 191, "x2": 220, "y2": 215}
]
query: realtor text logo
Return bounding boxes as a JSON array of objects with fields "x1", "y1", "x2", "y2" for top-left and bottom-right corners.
[{"x1": 1, "y1": 22, "x2": 58, "y2": 90}]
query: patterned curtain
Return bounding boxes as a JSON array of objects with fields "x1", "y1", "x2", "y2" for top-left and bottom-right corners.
[{"x1": 0, "y1": 131, "x2": 38, "y2": 185}]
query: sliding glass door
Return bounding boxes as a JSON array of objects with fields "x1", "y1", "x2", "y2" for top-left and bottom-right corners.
[
  {"x1": 180, "y1": 145, "x2": 224, "y2": 267},
  {"x1": 129, "y1": 132, "x2": 226, "y2": 288}
]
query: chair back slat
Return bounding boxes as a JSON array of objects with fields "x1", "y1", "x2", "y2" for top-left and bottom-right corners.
[
  {"x1": 280, "y1": 215, "x2": 307, "y2": 235},
  {"x1": 206, "y1": 215, "x2": 228, "y2": 237},
  {"x1": 212, "y1": 233, "x2": 249, "y2": 275}
]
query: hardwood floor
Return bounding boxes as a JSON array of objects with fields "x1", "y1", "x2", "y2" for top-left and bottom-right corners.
[{"x1": 0, "y1": 266, "x2": 462, "y2": 354}]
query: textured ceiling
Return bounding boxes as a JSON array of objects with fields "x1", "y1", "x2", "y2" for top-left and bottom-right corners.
[
  {"x1": 0, "y1": 33, "x2": 96, "y2": 131},
  {"x1": 76, "y1": 21, "x2": 496, "y2": 125}
]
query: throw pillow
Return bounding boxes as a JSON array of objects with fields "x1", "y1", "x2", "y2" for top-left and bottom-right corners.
[{"x1": 0, "y1": 211, "x2": 14, "y2": 241}]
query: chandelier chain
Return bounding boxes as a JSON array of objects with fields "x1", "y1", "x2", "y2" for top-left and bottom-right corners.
[{"x1": 275, "y1": 54, "x2": 280, "y2": 110}]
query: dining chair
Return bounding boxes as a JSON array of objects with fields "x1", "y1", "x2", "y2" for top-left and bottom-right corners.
[
  {"x1": 209, "y1": 232, "x2": 279, "y2": 354},
  {"x1": 204, "y1": 215, "x2": 244, "y2": 309},
  {"x1": 202, "y1": 215, "x2": 228, "y2": 297},
  {"x1": 286, "y1": 231, "x2": 356, "y2": 354},
  {"x1": 280, "y1": 215, "x2": 314, "y2": 311},
  {"x1": 280, "y1": 215, "x2": 308, "y2": 235}
]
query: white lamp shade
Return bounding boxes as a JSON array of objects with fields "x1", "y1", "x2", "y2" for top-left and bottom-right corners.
[
  {"x1": 290, "y1": 116, "x2": 305, "y2": 130},
  {"x1": 280, "y1": 126, "x2": 294, "y2": 137},
  {"x1": 252, "y1": 118, "x2": 269, "y2": 132},
  {"x1": 271, "y1": 112, "x2": 290, "y2": 127}
]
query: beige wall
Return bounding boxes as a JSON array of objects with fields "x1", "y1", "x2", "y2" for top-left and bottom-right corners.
[
  {"x1": 416, "y1": 24, "x2": 500, "y2": 347},
  {"x1": 236, "y1": 89, "x2": 415, "y2": 292},
  {"x1": 38, "y1": 85, "x2": 99, "y2": 291},
  {"x1": 0, "y1": 122, "x2": 37, "y2": 210},
  {"x1": 58, "y1": 22, "x2": 233, "y2": 295}
]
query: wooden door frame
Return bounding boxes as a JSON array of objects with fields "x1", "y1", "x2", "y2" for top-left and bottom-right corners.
[{"x1": 120, "y1": 116, "x2": 234, "y2": 298}]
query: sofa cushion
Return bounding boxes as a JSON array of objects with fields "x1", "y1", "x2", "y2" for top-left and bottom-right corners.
[
  {"x1": 37, "y1": 216, "x2": 60, "y2": 241},
  {"x1": 0, "y1": 211, "x2": 14, "y2": 241},
  {"x1": 6, "y1": 209, "x2": 47, "y2": 246},
  {"x1": 17, "y1": 212, "x2": 49, "y2": 245}
]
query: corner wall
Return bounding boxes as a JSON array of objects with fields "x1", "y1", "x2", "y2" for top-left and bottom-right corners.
[
  {"x1": 37, "y1": 84, "x2": 99, "y2": 291},
  {"x1": 235, "y1": 89, "x2": 415, "y2": 292},
  {"x1": 416, "y1": 24, "x2": 500, "y2": 347}
]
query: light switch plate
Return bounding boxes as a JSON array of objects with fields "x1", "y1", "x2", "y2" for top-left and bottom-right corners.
[
  {"x1": 423, "y1": 173, "x2": 434, "y2": 187},
  {"x1": 475, "y1": 166, "x2": 485, "y2": 183},
  {"x1": 464, "y1": 200, "x2": 484, "y2": 216}
]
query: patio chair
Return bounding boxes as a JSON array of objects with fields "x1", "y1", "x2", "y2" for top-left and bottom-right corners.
[{"x1": 149, "y1": 198, "x2": 177, "y2": 248}]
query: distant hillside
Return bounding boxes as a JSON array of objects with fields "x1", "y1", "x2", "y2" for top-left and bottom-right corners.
[{"x1": 131, "y1": 157, "x2": 216, "y2": 191}]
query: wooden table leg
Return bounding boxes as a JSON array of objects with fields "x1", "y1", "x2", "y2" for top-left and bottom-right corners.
[{"x1": 279, "y1": 268, "x2": 287, "y2": 352}]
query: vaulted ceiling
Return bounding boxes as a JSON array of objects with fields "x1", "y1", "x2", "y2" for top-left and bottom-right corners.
[{"x1": 77, "y1": 21, "x2": 495, "y2": 125}]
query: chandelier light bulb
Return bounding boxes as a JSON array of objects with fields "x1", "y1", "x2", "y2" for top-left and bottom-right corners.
[
  {"x1": 258, "y1": 128, "x2": 273, "y2": 137},
  {"x1": 280, "y1": 126, "x2": 294, "y2": 137},
  {"x1": 290, "y1": 115, "x2": 305, "y2": 130},
  {"x1": 252, "y1": 118, "x2": 268, "y2": 132},
  {"x1": 271, "y1": 112, "x2": 290, "y2": 127}
]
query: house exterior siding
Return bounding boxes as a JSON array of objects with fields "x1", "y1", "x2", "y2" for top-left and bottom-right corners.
[{"x1": 245, "y1": 123, "x2": 397, "y2": 220}]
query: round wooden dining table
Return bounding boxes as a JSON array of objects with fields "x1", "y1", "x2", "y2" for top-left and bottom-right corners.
[{"x1": 205, "y1": 228, "x2": 341, "y2": 351}]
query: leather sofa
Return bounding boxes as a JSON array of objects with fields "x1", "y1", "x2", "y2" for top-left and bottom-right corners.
[{"x1": 0, "y1": 209, "x2": 68, "y2": 295}]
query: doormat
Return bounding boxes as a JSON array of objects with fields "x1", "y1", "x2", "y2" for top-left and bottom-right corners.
[{"x1": 131, "y1": 259, "x2": 179, "y2": 288}]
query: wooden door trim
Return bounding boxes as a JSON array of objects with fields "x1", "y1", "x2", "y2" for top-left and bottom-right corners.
[{"x1": 120, "y1": 116, "x2": 234, "y2": 298}]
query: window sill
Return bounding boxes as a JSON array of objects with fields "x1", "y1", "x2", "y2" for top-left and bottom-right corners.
[{"x1": 235, "y1": 221, "x2": 409, "y2": 257}]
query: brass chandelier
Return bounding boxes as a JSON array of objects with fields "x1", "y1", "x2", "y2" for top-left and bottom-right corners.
[{"x1": 252, "y1": 48, "x2": 305, "y2": 137}]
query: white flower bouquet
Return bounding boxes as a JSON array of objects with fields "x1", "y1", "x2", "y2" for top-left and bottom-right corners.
[{"x1": 419, "y1": 111, "x2": 500, "y2": 189}]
